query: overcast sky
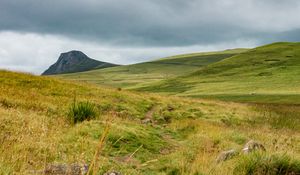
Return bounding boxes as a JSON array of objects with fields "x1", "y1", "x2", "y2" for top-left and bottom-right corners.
[{"x1": 0, "y1": 0, "x2": 300, "y2": 74}]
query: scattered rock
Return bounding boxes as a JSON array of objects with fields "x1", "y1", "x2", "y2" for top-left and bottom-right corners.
[
  {"x1": 242, "y1": 140, "x2": 266, "y2": 154},
  {"x1": 115, "y1": 154, "x2": 140, "y2": 166},
  {"x1": 43, "y1": 163, "x2": 88, "y2": 175},
  {"x1": 141, "y1": 118, "x2": 152, "y2": 124},
  {"x1": 159, "y1": 148, "x2": 171, "y2": 155},
  {"x1": 167, "y1": 105, "x2": 175, "y2": 111},
  {"x1": 104, "y1": 171, "x2": 122, "y2": 175},
  {"x1": 216, "y1": 149, "x2": 237, "y2": 163},
  {"x1": 217, "y1": 140, "x2": 266, "y2": 163}
]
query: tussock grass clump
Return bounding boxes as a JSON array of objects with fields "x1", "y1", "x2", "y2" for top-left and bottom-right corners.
[
  {"x1": 253, "y1": 104, "x2": 300, "y2": 131},
  {"x1": 68, "y1": 101, "x2": 97, "y2": 124},
  {"x1": 234, "y1": 153, "x2": 300, "y2": 175}
]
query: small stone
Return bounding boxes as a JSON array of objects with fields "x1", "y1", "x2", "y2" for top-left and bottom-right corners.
[
  {"x1": 141, "y1": 118, "x2": 152, "y2": 124},
  {"x1": 167, "y1": 105, "x2": 175, "y2": 111},
  {"x1": 44, "y1": 163, "x2": 88, "y2": 175},
  {"x1": 216, "y1": 149, "x2": 237, "y2": 163},
  {"x1": 242, "y1": 140, "x2": 266, "y2": 154},
  {"x1": 104, "y1": 171, "x2": 122, "y2": 175}
]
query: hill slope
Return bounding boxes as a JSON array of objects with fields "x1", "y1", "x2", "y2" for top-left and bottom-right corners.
[
  {"x1": 137, "y1": 42, "x2": 300, "y2": 104},
  {"x1": 1, "y1": 70, "x2": 299, "y2": 174},
  {"x1": 42, "y1": 50, "x2": 118, "y2": 75},
  {"x1": 57, "y1": 49, "x2": 246, "y2": 88}
]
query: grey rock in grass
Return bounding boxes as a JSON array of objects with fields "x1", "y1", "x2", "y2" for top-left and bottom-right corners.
[
  {"x1": 242, "y1": 140, "x2": 266, "y2": 154},
  {"x1": 43, "y1": 163, "x2": 88, "y2": 175},
  {"x1": 216, "y1": 149, "x2": 238, "y2": 163},
  {"x1": 104, "y1": 171, "x2": 122, "y2": 175},
  {"x1": 141, "y1": 118, "x2": 152, "y2": 124}
]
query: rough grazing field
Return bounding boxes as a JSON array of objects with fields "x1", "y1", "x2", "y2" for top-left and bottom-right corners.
[
  {"x1": 0, "y1": 70, "x2": 299, "y2": 174},
  {"x1": 138, "y1": 42, "x2": 300, "y2": 104},
  {"x1": 57, "y1": 49, "x2": 246, "y2": 89}
]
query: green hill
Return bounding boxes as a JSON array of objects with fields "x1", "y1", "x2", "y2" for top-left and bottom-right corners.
[
  {"x1": 0, "y1": 70, "x2": 299, "y2": 174},
  {"x1": 57, "y1": 49, "x2": 247, "y2": 89},
  {"x1": 158, "y1": 48, "x2": 249, "y2": 60},
  {"x1": 137, "y1": 42, "x2": 300, "y2": 104}
]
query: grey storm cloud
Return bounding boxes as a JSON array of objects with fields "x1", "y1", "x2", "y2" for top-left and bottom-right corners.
[
  {"x1": 1, "y1": 0, "x2": 300, "y2": 47},
  {"x1": 1, "y1": 0, "x2": 300, "y2": 74}
]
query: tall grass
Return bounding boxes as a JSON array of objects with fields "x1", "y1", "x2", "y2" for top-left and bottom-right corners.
[
  {"x1": 252, "y1": 104, "x2": 300, "y2": 130},
  {"x1": 87, "y1": 119, "x2": 111, "y2": 175},
  {"x1": 234, "y1": 153, "x2": 300, "y2": 175}
]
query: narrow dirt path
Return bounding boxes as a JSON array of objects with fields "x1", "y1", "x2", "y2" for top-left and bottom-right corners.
[
  {"x1": 141, "y1": 105, "x2": 157, "y2": 124},
  {"x1": 144, "y1": 105, "x2": 157, "y2": 120}
]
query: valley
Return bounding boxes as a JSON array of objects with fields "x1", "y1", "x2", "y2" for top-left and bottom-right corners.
[
  {"x1": 0, "y1": 42, "x2": 299, "y2": 174},
  {"x1": 57, "y1": 42, "x2": 300, "y2": 105},
  {"x1": 57, "y1": 49, "x2": 246, "y2": 89}
]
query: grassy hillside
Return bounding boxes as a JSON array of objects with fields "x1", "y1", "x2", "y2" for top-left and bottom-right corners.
[
  {"x1": 158, "y1": 48, "x2": 249, "y2": 60},
  {"x1": 57, "y1": 49, "x2": 246, "y2": 89},
  {"x1": 138, "y1": 42, "x2": 300, "y2": 104},
  {"x1": 0, "y1": 70, "x2": 299, "y2": 174}
]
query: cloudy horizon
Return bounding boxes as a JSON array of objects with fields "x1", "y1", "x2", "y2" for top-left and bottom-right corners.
[{"x1": 1, "y1": 0, "x2": 300, "y2": 74}]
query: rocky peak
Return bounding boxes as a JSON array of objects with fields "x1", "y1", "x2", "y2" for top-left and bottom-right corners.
[
  {"x1": 42, "y1": 50, "x2": 117, "y2": 75},
  {"x1": 58, "y1": 50, "x2": 87, "y2": 62}
]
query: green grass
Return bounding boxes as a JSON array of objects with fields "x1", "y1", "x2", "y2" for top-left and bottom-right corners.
[
  {"x1": 158, "y1": 48, "x2": 249, "y2": 60},
  {"x1": 137, "y1": 42, "x2": 300, "y2": 104},
  {"x1": 0, "y1": 70, "x2": 299, "y2": 174},
  {"x1": 188, "y1": 94, "x2": 300, "y2": 104},
  {"x1": 57, "y1": 49, "x2": 246, "y2": 89}
]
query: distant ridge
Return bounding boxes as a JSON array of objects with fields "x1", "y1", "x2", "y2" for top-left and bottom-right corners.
[
  {"x1": 158, "y1": 48, "x2": 249, "y2": 61},
  {"x1": 42, "y1": 50, "x2": 118, "y2": 75},
  {"x1": 56, "y1": 48, "x2": 246, "y2": 89}
]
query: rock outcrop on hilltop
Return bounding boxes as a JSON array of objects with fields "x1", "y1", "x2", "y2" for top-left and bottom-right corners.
[{"x1": 42, "y1": 50, "x2": 118, "y2": 75}]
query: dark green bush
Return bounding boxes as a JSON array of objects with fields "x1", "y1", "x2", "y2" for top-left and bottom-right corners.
[
  {"x1": 234, "y1": 153, "x2": 300, "y2": 175},
  {"x1": 68, "y1": 101, "x2": 97, "y2": 124}
]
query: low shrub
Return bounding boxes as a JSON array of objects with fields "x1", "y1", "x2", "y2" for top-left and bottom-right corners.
[{"x1": 68, "y1": 101, "x2": 97, "y2": 124}]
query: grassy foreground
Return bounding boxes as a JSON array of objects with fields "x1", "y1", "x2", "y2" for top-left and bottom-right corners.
[{"x1": 0, "y1": 70, "x2": 299, "y2": 174}]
